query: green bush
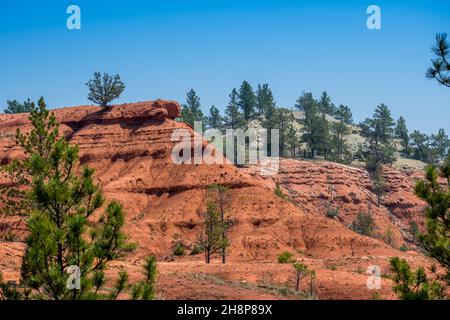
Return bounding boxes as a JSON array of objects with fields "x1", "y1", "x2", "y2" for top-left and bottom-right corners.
[
  {"x1": 190, "y1": 245, "x2": 203, "y2": 256},
  {"x1": 173, "y1": 243, "x2": 185, "y2": 257},
  {"x1": 350, "y1": 212, "x2": 376, "y2": 237},
  {"x1": 325, "y1": 207, "x2": 339, "y2": 219},
  {"x1": 277, "y1": 251, "x2": 294, "y2": 264}
]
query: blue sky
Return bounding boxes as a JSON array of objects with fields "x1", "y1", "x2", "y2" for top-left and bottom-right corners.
[{"x1": 0, "y1": 0, "x2": 449, "y2": 133}]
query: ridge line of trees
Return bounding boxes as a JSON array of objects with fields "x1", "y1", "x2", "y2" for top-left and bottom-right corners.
[{"x1": 179, "y1": 83, "x2": 449, "y2": 166}]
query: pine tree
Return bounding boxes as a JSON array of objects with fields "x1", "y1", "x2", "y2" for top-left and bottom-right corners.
[
  {"x1": 426, "y1": 33, "x2": 450, "y2": 87},
  {"x1": 238, "y1": 81, "x2": 256, "y2": 121},
  {"x1": 372, "y1": 103, "x2": 395, "y2": 143},
  {"x1": 430, "y1": 129, "x2": 449, "y2": 162},
  {"x1": 181, "y1": 89, "x2": 204, "y2": 129},
  {"x1": 131, "y1": 255, "x2": 158, "y2": 300},
  {"x1": 389, "y1": 257, "x2": 445, "y2": 300},
  {"x1": 256, "y1": 84, "x2": 275, "y2": 117},
  {"x1": 275, "y1": 108, "x2": 295, "y2": 157},
  {"x1": 287, "y1": 124, "x2": 300, "y2": 158},
  {"x1": 207, "y1": 184, "x2": 231, "y2": 264},
  {"x1": 372, "y1": 167, "x2": 386, "y2": 207},
  {"x1": 86, "y1": 72, "x2": 125, "y2": 109},
  {"x1": 0, "y1": 98, "x2": 141, "y2": 300},
  {"x1": 224, "y1": 89, "x2": 244, "y2": 130},
  {"x1": 207, "y1": 105, "x2": 223, "y2": 130},
  {"x1": 3, "y1": 99, "x2": 34, "y2": 114},
  {"x1": 330, "y1": 105, "x2": 352, "y2": 163},
  {"x1": 361, "y1": 104, "x2": 396, "y2": 167},
  {"x1": 198, "y1": 199, "x2": 229, "y2": 264},
  {"x1": 299, "y1": 94, "x2": 330, "y2": 159},
  {"x1": 318, "y1": 91, "x2": 336, "y2": 116},
  {"x1": 410, "y1": 130, "x2": 430, "y2": 162},
  {"x1": 295, "y1": 91, "x2": 316, "y2": 111},
  {"x1": 395, "y1": 116, "x2": 410, "y2": 155},
  {"x1": 390, "y1": 154, "x2": 450, "y2": 300},
  {"x1": 415, "y1": 158, "x2": 450, "y2": 282}
]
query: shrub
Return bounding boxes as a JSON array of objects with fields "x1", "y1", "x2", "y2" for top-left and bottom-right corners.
[
  {"x1": 190, "y1": 245, "x2": 203, "y2": 256},
  {"x1": 277, "y1": 251, "x2": 294, "y2": 264},
  {"x1": 173, "y1": 243, "x2": 185, "y2": 257},
  {"x1": 325, "y1": 207, "x2": 339, "y2": 219},
  {"x1": 328, "y1": 265, "x2": 337, "y2": 271},
  {"x1": 383, "y1": 227, "x2": 396, "y2": 247},
  {"x1": 350, "y1": 212, "x2": 376, "y2": 237}
]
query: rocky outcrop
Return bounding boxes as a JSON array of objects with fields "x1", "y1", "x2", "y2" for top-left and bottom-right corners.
[
  {"x1": 242, "y1": 159, "x2": 427, "y2": 248},
  {"x1": 0, "y1": 101, "x2": 398, "y2": 260}
]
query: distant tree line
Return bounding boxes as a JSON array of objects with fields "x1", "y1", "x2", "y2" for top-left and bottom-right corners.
[{"x1": 179, "y1": 82, "x2": 449, "y2": 167}]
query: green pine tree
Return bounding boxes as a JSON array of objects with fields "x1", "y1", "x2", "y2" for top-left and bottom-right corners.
[
  {"x1": 415, "y1": 158, "x2": 450, "y2": 282},
  {"x1": 426, "y1": 33, "x2": 450, "y2": 87},
  {"x1": 389, "y1": 257, "x2": 445, "y2": 300},
  {"x1": 256, "y1": 83, "x2": 275, "y2": 116},
  {"x1": 287, "y1": 124, "x2": 300, "y2": 158},
  {"x1": 207, "y1": 105, "x2": 224, "y2": 130},
  {"x1": 410, "y1": 130, "x2": 430, "y2": 162},
  {"x1": 275, "y1": 108, "x2": 296, "y2": 158},
  {"x1": 181, "y1": 89, "x2": 205, "y2": 129},
  {"x1": 295, "y1": 91, "x2": 316, "y2": 111},
  {"x1": 131, "y1": 255, "x2": 158, "y2": 300},
  {"x1": 330, "y1": 105, "x2": 352, "y2": 163},
  {"x1": 395, "y1": 116, "x2": 410, "y2": 155},
  {"x1": 207, "y1": 184, "x2": 231, "y2": 264},
  {"x1": 3, "y1": 99, "x2": 34, "y2": 114},
  {"x1": 390, "y1": 156, "x2": 450, "y2": 300},
  {"x1": 298, "y1": 93, "x2": 330, "y2": 159},
  {"x1": 361, "y1": 104, "x2": 396, "y2": 168},
  {"x1": 198, "y1": 199, "x2": 229, "y2": 264},
  {"x1": 430, "y1": 129, "x2": 449, "y2": 162},
  {"x1": 224, "y1": 89, "x2": 244, "y2": 130},
  {"x1": 238, "y1": 81, "x2": 256, "y2": 121},
  {"x1": 318, "y1": 91, "x2": 336, "y2": 116}
]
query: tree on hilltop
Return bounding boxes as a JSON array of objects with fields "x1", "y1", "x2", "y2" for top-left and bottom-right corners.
[
  {"x1": 238, "y1": 81, "x2": 256, "y2": 121},
  {"x1": 256, "y1": 83, "x2": 275, "y2": 117},
  {"x1": 224, "y1": 89, "x2": 244, "y2": 130},
  {"x1": 181, "y1": 89, "x2": 205, "y2": 129},
  {"x1": 3, "y1": 99, "x2": 34, "y2": 114},
  {"x1": 86, "y1": 72, "x2": 125, "y2": 109}
]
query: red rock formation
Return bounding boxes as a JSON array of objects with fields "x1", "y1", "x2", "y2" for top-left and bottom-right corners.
[
  {"x1": 242, "y1": 159, "x2": 427, "y2": 248},
  {"x1": 0, "y1": 101, "x2": 432, "y2": 299}
]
